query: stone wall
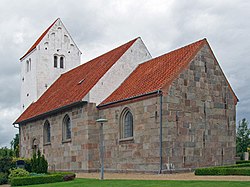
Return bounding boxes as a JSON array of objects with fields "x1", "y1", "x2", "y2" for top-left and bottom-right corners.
[
  {"x1": 99, "y1": 97, "x2": 161, "y2": 172},
  {"x1": 161, "y1": 44, "x2": 236, "y2": 170},
  {"x1": 20, "y1": 103, "x2": 99, "y2": 171},
  {"x1": 19, "y1": 44, "x2": 236, "y2": 173}
]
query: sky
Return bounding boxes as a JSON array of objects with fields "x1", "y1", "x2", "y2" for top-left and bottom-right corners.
[{"x1": 0, "y1": 0, "x2": 249, "y2": 147}]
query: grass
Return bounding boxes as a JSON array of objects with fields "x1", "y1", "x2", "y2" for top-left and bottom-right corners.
[{"x1": 20, "y1": 178, "x2": 250, "y2": 187}]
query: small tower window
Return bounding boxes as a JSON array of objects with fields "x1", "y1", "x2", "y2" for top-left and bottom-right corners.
[
  {"x1": 29, "y1": 58, "x2": 31, "y2": 71},
  {"x1": 26, "y1": 60, "x2": 29, "y2": 72},
  {"x1": 60, "y1": 57, "x2": 64, "y2": 68},
  {"x1": 54, "y1": 56, "x2": 58, "y2": 68}
]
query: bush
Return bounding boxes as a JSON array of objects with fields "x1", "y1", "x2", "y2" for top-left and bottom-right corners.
[
  {"x1": 50, "y1": 172, "x2": 76, "y2": 181},
  {"x1": 236, "y1": 160, "x2": 250, "y2": 165},
  {"x1": 0, "y1": 172, "x2": 8, "y2": 185},
  {"x1": 10, "y1": 174, "x2": 63, "y2": 186},
  {"x1": 0, "y1": 157, "x2": 15, "y2": 174},
  {"x1": 195, "y1": 166, "x2": 250, "y2": 176},
  {"x1": 12, "y1": 157, "x2": 32, "y2": 172},
  {"x1": 31, "y1": 150, "x2": 48, "y2": 173},
  {"x1": 9, "y1": 168, "x2": 29, "y2": 179}
]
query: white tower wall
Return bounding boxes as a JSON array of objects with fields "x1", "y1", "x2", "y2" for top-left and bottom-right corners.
[{"x1": 20, "y1": 19, "x2": 81, "y2": 111}]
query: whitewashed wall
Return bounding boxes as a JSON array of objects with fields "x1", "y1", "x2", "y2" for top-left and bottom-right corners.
[
  {"x1": 20, "y1": 19, "x2": 81, "y2": 111},
  {"x1": 88, "y1": 38, "x2": 152, "y2": 105}
]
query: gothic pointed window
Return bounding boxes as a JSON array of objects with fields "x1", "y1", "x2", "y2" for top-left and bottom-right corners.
[
  {"x1": 60, "y1": 57, "x2": 64, "y2": 68},
  {"x1": 54, "y1": 55, "x2": 58, "y2": 68},
  {"x1": 120, "y1": 108, "x2": 133, "y2": 139},
  {"x1": 62, "y1": 114, "x2": 71, "y2": 141},
  {"x1": 44, "y1": 120, "x2": 51, "y2": 144}
]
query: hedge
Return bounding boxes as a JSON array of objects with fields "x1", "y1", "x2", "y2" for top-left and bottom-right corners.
[
  {"x1": 50, "y1": 172, "x2": 76, "y2": 181},
  {"x1": 195, "y1": 167, "x2": 250, "y2": 176},
  {"x1": 0, "y1": 172, "x2": 8, "y2": 185},
  {"x1": 10, "y1": 174, "x2": 63, "y2": 186},
  {"x1": 236, "y1": 160, "x2": 250, "y2": 165}
]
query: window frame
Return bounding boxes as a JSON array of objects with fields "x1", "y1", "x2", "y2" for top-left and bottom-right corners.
[
  {"x1": 119, "y1": 108, "x2": 134, "y2": 141},
  {"x1": 54, "y1": 55, "x2": 58, "y2": 68},
  {"x1": 62, "y1": 114, "x2": 72, "y2": 143},
  {"x1": 60, "y1": 56, "x2": 64, "y2": 68},
  {"x1": 43, "y1": 120, "x2": 51, "y2": 145}
]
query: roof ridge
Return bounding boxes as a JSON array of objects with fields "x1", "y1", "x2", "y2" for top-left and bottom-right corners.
[
  {"x1": 14, "y1": 37, "x2": 138, "y2": 124},
  {"x1": 99, "y1": 38, "x2": 207, "y2": 106},
  {"x1": 20, "y1": 18, "x2": 59, "y2": 61},
  {"x1": 138, "y1": 38, "x2": 207, "y2": 67},
  {"x1": 159, "y1": 38, "x2": 206, "y2": 90},
  {"x1": 61, "y1": 37, "x2": 139, "y2": 76}
]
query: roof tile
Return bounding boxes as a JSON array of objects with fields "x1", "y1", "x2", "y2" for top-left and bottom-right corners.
[
  {"x1": 100, "y1": 39, "x2": 207, "y2": 105},
  {"x1": 15, "y1": 38, "x2": 137, "y2": 123}
]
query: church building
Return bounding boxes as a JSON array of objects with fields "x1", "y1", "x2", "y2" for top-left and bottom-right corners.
[{"x1": 14, "y1": 18, "x2": 238, "y2": 173}]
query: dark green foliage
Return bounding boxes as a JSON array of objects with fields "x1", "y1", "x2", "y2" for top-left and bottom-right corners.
[
  {"x1": 31, "y1": 151, "x2": 37, "y2": 172},
  {"x1": 195, "y1": 167, "x2": 250, "y2": 175},
  {"x1": 0, "y1": 157, "x2": 15, "y2": 173},
  {"x1": 10, "y1": 134, "x2": 19, "y2": 157},
  {"x1": 50, "y1": 172, "x2": 76, "y2": 181},
  {"x1": 0, "y1": 147, "x2": 13, "y2": 158},
  {"x1": 236, "y1": 118, "x2": 250, "y2": 155},
  {"x1": 10, "y1": 174, "x2": 63, "y2": 186},
  {"x1": 0, "y1": 172, "x2": 8, "y2": 185},
  {"x1": 31, "y1": 150, "x2": 48, "y2": 173},
  {"x1": 195, "y1": 164, "x2": 250, "y2": 175},
  {"x1": 236, "y1": 160, "x2": 250, "y2": 164},
  {"x1": 40, "y1": 155, "x2": 48, "y2": 173}
]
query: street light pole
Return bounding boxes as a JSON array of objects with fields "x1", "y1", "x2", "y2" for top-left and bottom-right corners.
[{"x1": 96, "y1": 118, "x2": 108, "y2": 180}]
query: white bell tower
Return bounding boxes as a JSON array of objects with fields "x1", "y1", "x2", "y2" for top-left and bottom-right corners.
[{"x1": 20, "y1": 18, "x2": 81, "y2": 111}]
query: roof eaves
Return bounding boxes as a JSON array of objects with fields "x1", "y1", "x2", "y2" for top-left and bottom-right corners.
[
  {"x1": 14, "y1": 100, "x2": 87, "y2": 125},
  {"x1": 98, "y1": 90, "x2": 160, "y2": 109}
]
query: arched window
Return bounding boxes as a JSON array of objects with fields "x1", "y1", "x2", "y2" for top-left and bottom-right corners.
[
  {"x1": 54, "y1": 56, "x2": 58, "y2": 68},
  {"x1": 32, "y1": 138, "x2": 39, "y2": 153},
  {"x1": 120, "y1": 108, "x2": 133, "y2": 139},
  {"x1": 44, "y1": 120, "x2": 51, "y2": 144},
  {"x1": 60, "y1": 57, "x2": 64, "y2": 68},
  {"x1": 62, "y1": 114, "x2": 71, "y2": 141}
]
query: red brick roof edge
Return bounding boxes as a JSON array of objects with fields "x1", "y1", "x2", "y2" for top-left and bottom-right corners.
[
  {"x1": 20, "y1": 18, "x2": 59, "y2": 61},
  {"x1": 14, "y1": 37, "x2": 138, "y2": 124},
  {"x1": 99, "y1": 38, "x2": 238, "y2": 107}
]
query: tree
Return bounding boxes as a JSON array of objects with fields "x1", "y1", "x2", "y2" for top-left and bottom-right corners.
[
  {"x1": 236, "y1": 118, "x2": 250, "y2": 155},
  {"x1": 31, "y1": 150, "x2": 48, "y2": 173},
  {"x1": 10, "y1": 134, "x2": 19, "y2": 157}
]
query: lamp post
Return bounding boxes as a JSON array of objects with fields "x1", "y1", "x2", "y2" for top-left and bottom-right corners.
[{"x1": 96, "y1": 118, "x2": 108, "y2": 180}]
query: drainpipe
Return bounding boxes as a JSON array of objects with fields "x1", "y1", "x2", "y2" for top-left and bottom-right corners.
[{"x1": 158, "y1": 90, "x2": 163, "y2": 174}]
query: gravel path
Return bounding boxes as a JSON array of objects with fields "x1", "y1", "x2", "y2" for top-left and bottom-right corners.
[{"x1": 76, "y1": 172, "x2": 250, "y2": 181}]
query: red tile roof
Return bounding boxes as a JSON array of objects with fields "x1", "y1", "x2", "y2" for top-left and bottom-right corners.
[
  {"x1": 100, "y1": 38, "x2": 238, "y2": 106},
  {"x1": 15, "y1": 38, "x2": 138, "y2": 124},
  {"x1": 20, "y1": 18, "x2": 59, "y2": 61}
]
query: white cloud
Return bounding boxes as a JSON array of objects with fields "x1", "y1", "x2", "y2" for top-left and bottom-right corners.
[{"x1": 0, "y1": 0, "x2": 249, "y2": 146}]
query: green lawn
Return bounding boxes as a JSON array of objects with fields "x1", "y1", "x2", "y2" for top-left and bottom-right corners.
[{"x1": 20, "y1": 178, "x2": 250, "y2": 187}]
